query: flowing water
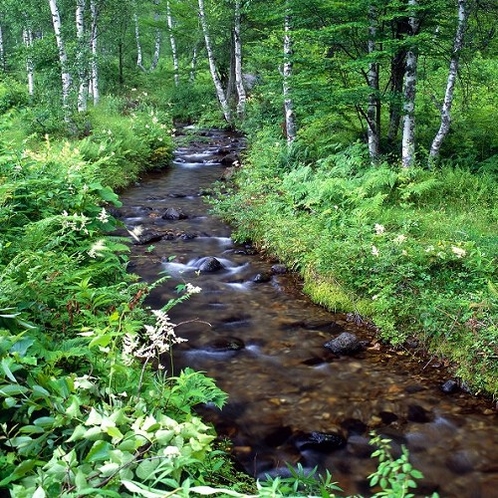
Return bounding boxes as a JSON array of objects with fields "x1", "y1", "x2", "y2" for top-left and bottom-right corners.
[{"x1": 115, "y1": 128, "x2": 498, "y2": 497}]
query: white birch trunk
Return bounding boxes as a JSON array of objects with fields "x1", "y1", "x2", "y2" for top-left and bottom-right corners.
[
  {"x1": 190, "y1": 43, "x2": 198, "y2": 82},
  {"x1": 23, "y1": 29, "x2": 35, "y2": 96},
  {"x1": 49, "y1": 0, "x2": 72, "y2": 113},
  {"x1": 198, "y1": 0, "x2": 231, "y2": 124},
  {"x1": 283, "y1": 6, "x2": 296, "y2": 143},
  {"x1": 234, "y1": 0, "x2": 246, "y2": 118},
  {"x1": 401, "y1": 0, "x2": 419, "y2": 168},
  {"x1": 90, "y1": 0, "x2": 99, "y2": 105},
  {"x1": 367, "y1": 4, "x2": 380, "y2": 163},
  {"x1": 166, "y1": 0, "x2": 179, "y2": 86},
  {"x1": 0, "y1": 23, "x2": 5, "y2": 71},
  {"x1": 134, "y1": 11, "x2": 146, "y2": 71},
  {"x1": 76, "y1": 0, "x2": 88, "y2": 112},
  {"x1": 429, "y1": 0, "x2": 468, "y2": 161},
  {"x1": 150, "y1": 1, "x2": 161, "y2": 71}
]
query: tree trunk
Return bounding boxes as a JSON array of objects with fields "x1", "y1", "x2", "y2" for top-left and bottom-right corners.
[
  {"x1": 198, "y1": 0, "x2": 232, "y2": 124},
  {"x1": 283, "y1": 4, "x2": 296, "y2": 144},
  {"x1": 76, "y1": 0, "x2": 88, "y2": 112},
  {"x1": 0, "y1": 23, "x2": 5, "y2": 71},
  {"x1": 90, "y1": 0, "x2": 99, "y2": 105},
  {"x1": 429, "y1": 0, "x2": 468, "y2": 162},
  {"x1": 150, "y1": 1, "x2": 161, "y2": 71},
  {"x1": 401, "y1": 0, "x2": 419, "y2": 168},
  {"x1": 134, "y1": 10, "x2": 146, "y2": 71},
  {"x1": 23, "y1": 28, "x2": 35, "y2": 96},
  {"x1": 190, "y1": 42, "x2": 199, "y2": 82},
  {"x1": 367, "y1": 4, "x2": 380, "y2": 163},
  {"x1": 166, "y1": 0, "x2": 179, "y2": 86},
  {"x1": 387, "y1": 46, "x2": 407, "y2": 145},
  {"x1": 234, "y1": 0, "x2": 246, "y2": 118},
  {"x1": 48, "y1": 0, "x2": 72, "y2": 114}
]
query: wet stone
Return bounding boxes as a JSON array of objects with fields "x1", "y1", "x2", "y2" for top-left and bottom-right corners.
[
  {"x1": 441, "y1": 379, "x2": 460, "y2": 394},
  {"x1": 197, "y1": 257, "x2": 225, "y2": 272},
  {"x1": 162, "y1": 207, "x2": 188, "y2": 220},
  {"x1": 203, "y1": 336, "x2": 245, "y2": 352},
  {"x1": 324, "y1": 332, "x2": 363, "y2": 355},
  {"x1": 379, "y1": 411, "x2": 399, "y2": 425},
  {"x1": 293, "y1": 431, "x2": 346, "y2": 452},
  {"x1": 407, "y1": 404, "x2": 432, "y2": 423},
  {"x1": 253, "y1": 272, "x2": 272, "y2": 283},
  {"x1": 132, "y1": 230, "x2": 163, "y2": 245},
  {"x1": 270, "y1": 264, "x2": 287, "y2": 275}
]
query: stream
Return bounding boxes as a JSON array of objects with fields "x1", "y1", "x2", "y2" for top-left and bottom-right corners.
[{"x1": 115, "y1": 127, "x2": 498, "y2": 497}]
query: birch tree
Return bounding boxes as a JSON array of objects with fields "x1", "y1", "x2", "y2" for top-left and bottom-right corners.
[
  {"x1": 76, "y1": 0, "x2": 88, "y2": 112},
  {"x1": 366, "y1": 3, "x2": 380, "y2": 163},
  {"x1": 89, "y1": 0, "x2": 99, "y2": 105},
  {"x1": 234, "y1": 0, "x2": 246, "y2": 118},
  {"x1": 49, "y1": 0, "x2": 72, "y2": 114},
  {"x1": 0, "y1": 22, "x2": 5, "y2": 71},
  {"x1": 429, "y1": 0, "x2": 469, "y2": 162},
  {"x1": 166, "y1": 0, "x2": 179, "y2": 86},
  {"x1": 401, "y1": 0, "x2": 420, "y2": 168},
  {"x1": 283, "y1": 1, "x2": 296, "y2": 143},
  {"x1": 134, "y1": 10, "x2": 146, "y2": 71},
  {"x1": 150, "y1": 0, "x2": 161, "y2": 71},
  {"x1": 198, "y1": 0, "x2": 232, "y2": 124},
  {"x1": 23, "y1": 28, "x2": 35, "y2": 96}
]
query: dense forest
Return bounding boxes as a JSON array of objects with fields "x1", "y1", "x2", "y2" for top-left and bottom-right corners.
[{"x1": 0, "y1": 0, "x2": 497, "y2": 496}]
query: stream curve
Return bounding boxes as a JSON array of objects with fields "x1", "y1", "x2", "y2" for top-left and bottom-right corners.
[{"x1": 115, "y1": 127, "x2": 498, "y2": 497}]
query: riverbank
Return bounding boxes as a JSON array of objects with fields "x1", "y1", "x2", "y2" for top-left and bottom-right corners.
[{"x1": 210, "y1": 129, "x2": 498, "y2": 400}]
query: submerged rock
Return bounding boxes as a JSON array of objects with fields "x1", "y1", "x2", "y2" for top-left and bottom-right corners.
[
  {"x1": 324, "y1": 332, "x2": 363, "y2": 355},
  {"x1": 203, "y1": 336, "x2": 245, "y2": 352},
  {"x1": 197, "y1": 257, "x2": 225, "y2": 272},
  {"x1": 293, "y1": 431, "x2": 346, "y2": 452},
  {"x1": 132, "y1": 230, "x2": 163, "y2": 245},
  {"x1": 162, "y1": 207, "x2": 188, "y2": 220},
  {"x1": 253, "y1": 272, "x2": 272, "y2": 283}
]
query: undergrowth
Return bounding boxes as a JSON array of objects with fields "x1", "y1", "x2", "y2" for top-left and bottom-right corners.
[{"x1": 211, "y1": 131, "x2": 498, "y2": 398}]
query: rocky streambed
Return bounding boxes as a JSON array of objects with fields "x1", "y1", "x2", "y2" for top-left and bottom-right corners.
[{"x1": 115, "y1": 127, "x2": 498, "y2": 497}]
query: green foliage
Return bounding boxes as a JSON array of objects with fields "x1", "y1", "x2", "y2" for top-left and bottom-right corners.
[
  {"x1": 368, "y1": 434, "x2": 434, "y2": 498},
  {"x1": 212, "y1": 127, "x2": 498, "y2": 396}
]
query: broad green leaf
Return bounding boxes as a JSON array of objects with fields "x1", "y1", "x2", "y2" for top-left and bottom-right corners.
[
  {"x1": 136, "y1": 458, "x2": 161, "y2": 481},
  {"x1": 121, "y1": 480, "x2": 169, "y2": 498},
  {"x1": 0, "y1": 384, "x2": 28, "y2": 396},
  {"x1": 32, "y1": 486, "x2": 46, "y2": 498},
  {"x1": 85, "y1": 440, "x2": 113, "y2": 463},
  {"x1": 67, "y1": 424, "x2": 87, "y2": 442},
  {"x1": 34, "y1": 416, "x2": 56, "y2": 428}
]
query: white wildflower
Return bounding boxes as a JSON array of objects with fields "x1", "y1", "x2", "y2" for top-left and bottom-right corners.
[
  {"x1": 185, "y1": 283, "x2": 202, "y2": 295},
  {"x1": 127, "y1": 310, "x2": 188, "y2": 363},
  {"x1": 163, "y1": 446, "x2": 181, "y2": 458},
  {"x1": 97, "y1": 207, "x2": 110, "y2": 224},
  {"x1": 88, "y1": 239, "x2": 106, "y2": 258},
  {"x1": 451, "y1": 246, "x2": 466, "y2": 258},
  {"x1": 425, "y1": 245, "x2": 435, "y2": 253},
  {"x1": 394, "y1": 234, "x2": 407, "y2": 244},
  {"x1": 374, "y1": 224, "x2": 385, "y2": 235},
  {"x1": 371, "y1": 245, "x2": 380, "y2": 257}
]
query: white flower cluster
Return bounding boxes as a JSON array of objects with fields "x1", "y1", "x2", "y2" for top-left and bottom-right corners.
[
  {"x1": 97, "y1": 207, "x2": 110, "y2": 224},
  {"x1": 88, "y1": 239, "x2": 106, "y2": 258},
  {"x1": 122, "y1": 310, "x2": 187, "y2": 367},
  {"x1": 61, "y1": 211, "x2": 90, "y2": 234}
]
